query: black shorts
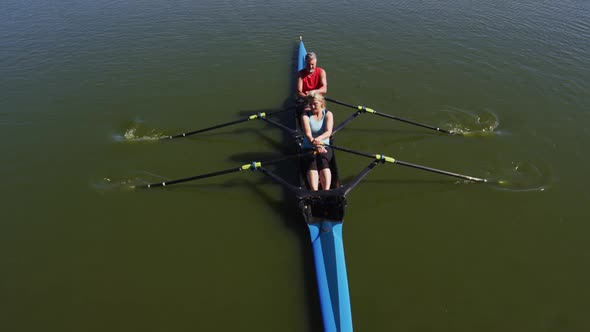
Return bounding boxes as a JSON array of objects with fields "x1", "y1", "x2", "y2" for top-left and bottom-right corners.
[{"x1": 302, "y1": 147, "x2": 333, "y2": 171}]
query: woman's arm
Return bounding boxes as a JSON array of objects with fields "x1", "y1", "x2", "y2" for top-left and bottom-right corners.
[{"x1": 301, "y1": 114, "x2": 314, "y2": 143}]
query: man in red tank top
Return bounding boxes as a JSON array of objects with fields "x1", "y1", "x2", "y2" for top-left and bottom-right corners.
[{"x1": 297, "y1": 52, "x2": 328, "y2": 97}]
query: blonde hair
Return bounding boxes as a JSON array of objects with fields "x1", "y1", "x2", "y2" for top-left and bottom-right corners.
[{"x1": 307, "y1": 91, "x2": 325, "y2": 109}]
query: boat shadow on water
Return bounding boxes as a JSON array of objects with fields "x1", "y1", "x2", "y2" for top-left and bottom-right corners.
[
  {"x1": 150, "y1": 40, "x2": 337, "y2": 331},
  {"x1": 228, "y1": 105, "x2": 326, "y2": 331}
]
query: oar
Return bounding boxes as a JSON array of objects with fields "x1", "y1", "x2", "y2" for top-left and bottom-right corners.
[
  {"x1": 328, "y1": 144, "x2": 488, "y2": 183},
  {"x1": 162, "y1": 108, "x2": 293, "y2": 140},
  {"x1": 140, "y1": 152, "x2": 310, "y2": 189},
  {"x1": 326, "y1": 97, "x2": 457, "y2": 135}
]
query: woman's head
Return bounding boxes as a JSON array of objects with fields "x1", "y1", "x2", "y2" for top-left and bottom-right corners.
[{"x1": 307, "y1": 91, "x2": 325, "y2": 110}]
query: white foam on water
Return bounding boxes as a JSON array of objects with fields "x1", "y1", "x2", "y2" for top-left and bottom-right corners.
[
  {"x1": 440, "y1": 106, "x2": 500, "y2": 136},
  {"x1": 487, "y1": 160, "x2": 552, "y2": 192}
]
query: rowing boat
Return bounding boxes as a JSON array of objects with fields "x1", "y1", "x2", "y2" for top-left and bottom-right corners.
[
  {"x1": 147, "y1": 36, "x2": 491, "y2": 332},
  {"x1": 296, "y1": 37, "x2": 353, "y2": 332}
]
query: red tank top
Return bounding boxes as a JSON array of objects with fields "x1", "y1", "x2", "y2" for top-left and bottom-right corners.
[{"x1": 299, "y1": 67, "x2": 324, "y2": 94}]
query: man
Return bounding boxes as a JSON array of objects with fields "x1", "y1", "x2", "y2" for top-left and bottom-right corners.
[{"x1": 297, "y1": 52, "x2": 327, "y2": 97}]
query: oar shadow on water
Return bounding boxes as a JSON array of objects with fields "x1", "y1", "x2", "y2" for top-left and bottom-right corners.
[
  {"x1": 225, "y1": 152, "x2": 303, "y2": 229},
  {"x1": 130, "y1": 157, "x2": 321, "y2": 328},
  {"x1": 126, "y1": 175, "x2": 301, "y2": 216},
  {"x1": 169, "y1": 121, "x2": 289, "y2": 153},
  {"x1": 169, "y1": 121, "x2": 294, "y2": 156},
  {"x1": 101, "y1": 160, "x2": 323, "y2": 329},
  {"x1": 243, "y1": 128, "x2": 294, "y2": 155}
]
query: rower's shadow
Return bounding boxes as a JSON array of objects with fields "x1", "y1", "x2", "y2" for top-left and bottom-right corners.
[
  {"x1": 226, "y1": 117, "x2": 323, "y2": 329},
  {"x1": 190, "y1": 41, "x2": 323, "y2": 332}
]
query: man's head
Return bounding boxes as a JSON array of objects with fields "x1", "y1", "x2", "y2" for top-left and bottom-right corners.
[{"x1": 305, "y1": 52, "x2": 317, "y2": 74}]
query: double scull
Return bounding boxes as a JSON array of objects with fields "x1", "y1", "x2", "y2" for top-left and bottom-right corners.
[{"x1": 142, "y1": 36, "x2": 492, "y2": 332}]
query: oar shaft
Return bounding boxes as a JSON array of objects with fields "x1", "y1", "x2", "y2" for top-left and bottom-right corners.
[
  {"x1": 258, "y1": 167, "x2": 302, "y2": 194},
  {"x1": 261, "y1": 117, "x2": 297, "y2": 135},
  {"x1": 329, "y1": 144, "x2": 375, "y2": 159},
  {"x1": 373, "y1": 111, "x2": 453, "y2": 134},
  {"x1": 326, "y1": 97, "x2": 455, "y2": 135},
  {"x1": 165, "y1": 118, "x2": 250, "y2": 139},
  {"x1": 146, "y1": 167, "x2": 244, "y2": 188},
  {"x1": 329, "y1": 144, "x2": 487, "y2": 183},
  {"x1": 163, "y1": 108, "x2": 293, "y2": 140},
  {"x1": 143, "y1": 151, "x2": 313, "y2": 189},
  {"x1": 394, "y1": 160, "x2": 487, "y2": 182},
  {"x1": 333, "y1": 111, "x2": 362, "y2": 134},
  {"x1": 325, "y1": 97, "x2": 357, "y2": 109},
  {"x1": 343, "y1": 160, "x2": 380, "y2": 196}
]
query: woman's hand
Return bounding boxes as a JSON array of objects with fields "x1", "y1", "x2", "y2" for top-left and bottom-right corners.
[{"x1": 316, "y1": 145, "x2": 328, "y2": 154}]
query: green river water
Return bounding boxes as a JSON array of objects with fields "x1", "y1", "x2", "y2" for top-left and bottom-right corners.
[{"x1": 2, "y1": 0, "x2": 589, "y2": 331}]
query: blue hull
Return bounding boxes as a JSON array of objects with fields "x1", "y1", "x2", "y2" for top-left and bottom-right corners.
[
  {"x1": 298, "y1": 38, "x2": 307, "y2": 72},
  {"x1": 307, "y1": 221, "x2": 353, "y2": 332}
]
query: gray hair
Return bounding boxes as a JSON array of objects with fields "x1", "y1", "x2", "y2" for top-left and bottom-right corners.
[{"x1": 305, "y1": 52, "x2": 317, "y2": 62}]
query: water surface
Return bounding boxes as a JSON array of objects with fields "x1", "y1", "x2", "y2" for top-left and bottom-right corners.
[{"x1": 2, "y1": 0, "x2": 589, "y2": 331}]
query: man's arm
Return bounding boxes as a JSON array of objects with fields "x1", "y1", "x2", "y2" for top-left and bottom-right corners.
[
  {"x1": 297, "y1": 76, "x2": 306, "y2": 97},
  {"x1": 316, "y1": 69, "x2": 328, "y2": 95}
]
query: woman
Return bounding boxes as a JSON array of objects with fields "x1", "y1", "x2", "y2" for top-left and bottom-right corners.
[{"x1": 301, "y1": 92, "x2": 334, "y2": 191}]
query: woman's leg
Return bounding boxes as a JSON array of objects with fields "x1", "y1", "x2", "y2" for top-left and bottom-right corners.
[
  {"x1": 307, "y1": 169, "x2": 319, "y2": 191},
  {"x1": 317, "y1": 147, "x2": 333, "y2": 190},
  {"x1": 302, "y1": 150, "x2": 319, "y2": 190},
  {"x1": 319, "y1": 168, "x2": 332, "y2": 190}
]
